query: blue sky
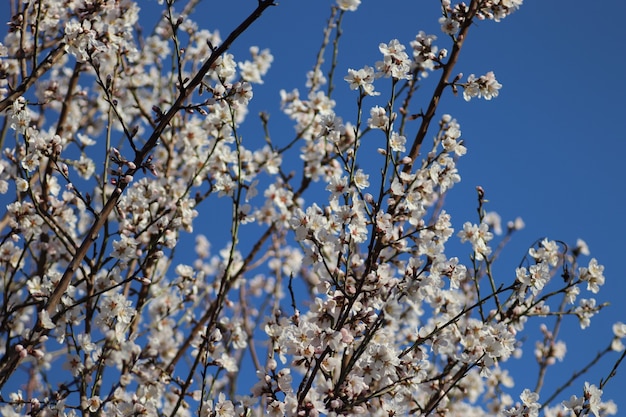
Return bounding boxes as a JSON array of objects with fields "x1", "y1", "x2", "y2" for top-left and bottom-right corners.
[
  {"x1": 2, "y1": 0, "x2": 625, "y2": 412},
  {"x1": 190, "y1": 0, "x2": 626, "y2": 409}
]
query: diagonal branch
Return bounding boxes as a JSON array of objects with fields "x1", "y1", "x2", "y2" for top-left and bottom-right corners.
[
  {"x1": 0, "y1": 44, "x2": 66, "y2": 113},
  {"x1": 402, "y1": 0, "x2": 479, "y2": 173}
]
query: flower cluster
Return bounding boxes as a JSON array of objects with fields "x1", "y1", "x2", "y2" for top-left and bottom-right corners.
[
  {"x1": 462, "y1": 71, "x2": 503, "y2": 101},
  {"x1": 458, "y1": 221, "x2": 494, "y2": 260},
  {"x1": 411, "y1": 31, "x2": 444, "y2": 78}
]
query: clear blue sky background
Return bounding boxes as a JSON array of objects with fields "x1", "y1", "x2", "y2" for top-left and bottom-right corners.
[
  {"x1": 2, "y1": 0, "x2": 624, "y2": 412},
  {"x1": 188, "y1": 0, "x2": 626, "y2": 409}
]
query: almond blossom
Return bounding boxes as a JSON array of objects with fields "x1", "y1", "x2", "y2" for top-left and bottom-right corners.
[{"x1": 0, "y1": 1, "x2": 620, "y2": 416}]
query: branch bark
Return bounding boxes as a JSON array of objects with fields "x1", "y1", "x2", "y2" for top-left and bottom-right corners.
[{"x1": 402, "y1": 0, "x2": 479, "y2": 173}]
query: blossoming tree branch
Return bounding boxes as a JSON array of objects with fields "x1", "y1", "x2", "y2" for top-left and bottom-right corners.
[{"x1": 0, "y1": 0, "x2": 623, "y2": 416}]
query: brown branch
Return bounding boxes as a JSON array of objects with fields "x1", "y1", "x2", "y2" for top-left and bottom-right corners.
[
  {"x1": 402, "y1": 0, "x2": 479, "y2": 173},
  {"x1": 0, "y1": 44, "x2": 67, "y2": 113}
]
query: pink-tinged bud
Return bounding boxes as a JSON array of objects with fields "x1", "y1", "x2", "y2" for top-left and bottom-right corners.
[
  {"x1": 123, "y1": 175, "x2": 133, "y2": 183},
  {"x1": 126, "y1": 161, "x2": 136, "y2": 170},
  {"x1": 135, "y1": 276, "x2": 149, "y2": 284},
  {"x1": 400, "y1": 156, "x2": 412, "y2": 164},
  {"x1": 377, "y1": 148, "x2": 387, "y2": 155},
  {"x1": 31, "y1": 398, "x2": 41, "y2": 410}
]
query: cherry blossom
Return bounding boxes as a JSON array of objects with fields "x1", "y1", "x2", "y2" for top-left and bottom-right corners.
[
  {"x1": 337, "y1": 0, "x2": 361, "y2": 12},
  {"x1": 344, "y1": 66, "x2": 379, "y2": 96},
  {"x1": 462, "y1": 71, "x2": 503, "y2": 101}
]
